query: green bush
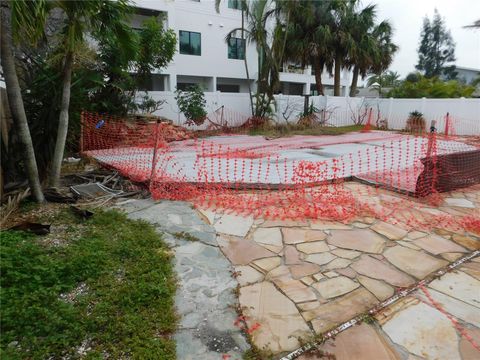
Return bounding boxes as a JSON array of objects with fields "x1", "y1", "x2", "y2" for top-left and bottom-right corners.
[
  {"x1": 387, "y1": 74, "x2": 475, "y2": 98},
  {"x1": 175, "y1": 85, "x2": 208, "y2": 125}
]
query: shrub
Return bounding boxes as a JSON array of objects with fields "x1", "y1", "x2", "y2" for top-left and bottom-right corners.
[{"x1": 175, "y1": 85, "x2": 208, "y2": 126}]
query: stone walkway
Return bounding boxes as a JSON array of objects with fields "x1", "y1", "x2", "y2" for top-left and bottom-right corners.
[
  {"x1": 115, "y1": 199, "x2": 249, "y2": 360},
  {"x1": 114, "y1": 182, "x2": 480, "y2": 360}
]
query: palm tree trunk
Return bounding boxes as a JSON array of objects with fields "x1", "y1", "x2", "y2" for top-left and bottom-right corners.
[
  {"x1": 349, "y1": 66, "x2": 359, "y2": 97},
  {"x1": 49, "y1": 50, "x2": 73, "y2": 187},
  {"x1": 241, "y1": 8, "x2": 254, "y2": 116},
  {"x1": 0, "y1": 4, "x2": 44, "y2": 202},
  {"x1": 333, "y1": 55, "x2": 341, "y2": 96},
  {"x1": 313, "y1": 57, "x2": 324, "y2": 95}
]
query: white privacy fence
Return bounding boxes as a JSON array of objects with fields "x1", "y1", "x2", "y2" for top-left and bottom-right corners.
[{"x1": 145, "y1": 91, "x2": 480, "y2": 135}]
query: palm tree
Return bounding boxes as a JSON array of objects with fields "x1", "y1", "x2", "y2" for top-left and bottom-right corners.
[
  {"x1": 348, "y1": 18, "x2": 397, "y2": 96},
  {"x1": 225, "y1": 0, "x2": 289, "y2": 116},
  {"x1": 345, "y1": 3, "x2": 377, "y2": 97},
  {"x1": 1, "y1": 1, "x2": 45, "y2": 202},
  {"x1": 327, "y1": 0, "x2": 355, "y2": 96},
  {"x1": 366, "y1": 70, "x2": 401, "y2": 95},
  {"x1": 464, "y1": 19, "x2": 480, "y2": 29},
  {"x1": 49, "y1": 0, "x2": 133, "y2": 187},
  {"x1": 284, "y1": 1, "x2": 335, "y2": 95}
]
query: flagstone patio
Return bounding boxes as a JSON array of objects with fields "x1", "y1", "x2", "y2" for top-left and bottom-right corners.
[
  {"x1": 297, "y1": 261, "x2": 480, "y2": 360},
  {"x1": 116, "y1": 182, "x2": 480, "y2": 359},
  {"x1": 196, "y1": 183, "x2": 480, "y2": 356}
]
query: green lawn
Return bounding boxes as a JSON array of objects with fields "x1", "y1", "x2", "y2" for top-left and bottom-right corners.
[{"x1": 0, "y1": 208, "x2": 176, "y2": 359}]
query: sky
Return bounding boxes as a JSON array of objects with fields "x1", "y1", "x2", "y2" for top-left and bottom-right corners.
[{"x1": 374, "y1": 0, "x2": 480, "y2": 77}]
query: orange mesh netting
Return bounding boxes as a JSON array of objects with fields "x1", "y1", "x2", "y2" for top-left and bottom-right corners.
[{"x1": 81, "y1": 111, "x2": 480, "y2": 233}]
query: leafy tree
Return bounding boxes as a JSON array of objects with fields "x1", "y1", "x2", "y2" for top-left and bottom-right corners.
[
  {"x1": 136, "y1": 17, "x2": 176, "y2": 84},
  {"x1": 416, "y1": 9, "x2": 456, "y2": 79},
  {"x1": 93, "y1": 15, "x2": 176, "y2": 115},
  {"x1": 387, "y1": 75, "x2": 474, "y2": 98}
]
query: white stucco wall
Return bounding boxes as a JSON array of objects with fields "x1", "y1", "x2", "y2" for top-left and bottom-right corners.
[{"x1": 132, "y1": 0, "x2": 347, "y2": 93}]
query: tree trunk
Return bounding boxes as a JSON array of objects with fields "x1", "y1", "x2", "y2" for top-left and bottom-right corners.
[
  {"x1": 349, "y1": 66, "x2": 359, "y2": 97},
  {"x1": 241, "y1": 9, "x2": 254, "y2": 116},
  {"x1": 0, "y1": 4, "x2": 44, "y2": 202},
  {"x1": 333, "y1": 55, "x2": 341, "y2": 96},
  {"x1": 312, "y1": 57, "x2": 324, "y2": 96},
  {"x1": 49, "y1": 50, "x2": 73, "y2": 187}
]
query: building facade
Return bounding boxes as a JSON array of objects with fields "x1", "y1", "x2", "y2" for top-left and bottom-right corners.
[{"x1": 133, "y1": 0, "x2": 350, "y2": 96}]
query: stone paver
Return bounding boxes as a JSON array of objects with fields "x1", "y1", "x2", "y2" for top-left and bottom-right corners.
[
  {"x1": 451, "y1": 234, "x2": 480, "y2": 251},
  {"x1": 428, "y1": 271, "x2": 480, "y2": 308},
  {"x1": 298, "y1": 323, "x2": 401, "y2": 360},
  {"x1": 332, "y1": 248, "x2": 361, "y2": 259},
  {"x1": 308, "y1": 288, "x2": 378, "y2": 332},
  {"x1": 371, "y1": 221, "x2": 408, "y2": 240},
  {"x1": 459, "y1": 327, "x2": 480, "y2": 360},
  {"x1": 351, "y1": 254, "x2": 415, "y2": 287},
  {"x1": 284, "y1": 245, "x2": 302, "y2": 265},
  {"x1": 328, "y1": 229, "x2": 385, "y2": 253},
  {"x1": 444, "y1": 197, "x2": 475, "y2": 208},
  {"x1": 234, "y1": 265, "x2": 264, "y2": 286},
  {"x1": 252, "y1": 227, "x2": 283, "y2": 248},
  {"x1": 282, "y1": 228, "x2": 327, "y2": 244},
  {"x1": 460, "y1": 261, "x2": 480, "y2": 280},
  {"x1": 413, "y1": 234, "x2": 468, "y2": 255},
  {"x1": 382, "y1": 301, "x2": 462, "y2": 360},
  {"x1": 357, "y1": 275, "x2": 394, "y2": 301},
  {"x1": 252, "y1": 256, "x2": 281, "y2": 272},
  {"x1": 296, "y1": 241, "x2": 330, "y2": 254},
  {"x1": 214, "y1": 213, "x2": 253, "y2": 237},
  {"x1": 325, "y1": 258, "x2": 352, "y2": 270},
  {"x1": 383, "y1": 246, "x2": 448, "y2": 279},
  {"x1": 272, "y1": 276, "x2": 318, "y2": 303},
  {"x1": 313, "y1": 276, "x2": 359, "y2": 299},
  {"x1": 217, "y1": 235, "x2": 274, "y2": 265},
  {"x1": 415, "y1": 287, "x2": 480, "y2": 328},
  {"x1": 305, "y1": 252, "x2": 337, "y2": 265},
  {"x1": 289, "y1": 263, "x2": 321, "y2": 279},
  {"x1": 239, "y1": 282, "x2": 312, "y2": 353}
]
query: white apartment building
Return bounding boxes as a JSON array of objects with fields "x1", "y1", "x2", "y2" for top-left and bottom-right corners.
[{"x1": 132, "y1": 0, "x2": 351, "y2": 96}]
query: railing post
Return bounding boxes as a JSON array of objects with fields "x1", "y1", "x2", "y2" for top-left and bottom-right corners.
[{"x1": 444, "y1": 112, "x2": 450, "y2": 137}]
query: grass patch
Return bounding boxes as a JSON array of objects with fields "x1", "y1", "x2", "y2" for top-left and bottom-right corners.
[
  {"x1": 1, "y1": 208, "x2": 177, "y2": 359},
  {"x1": 247, "y1": 124, "x2": 365, "y2": 138},
  {"x1": 172, "y1": 231, "x2": 199, "y2": 242}
]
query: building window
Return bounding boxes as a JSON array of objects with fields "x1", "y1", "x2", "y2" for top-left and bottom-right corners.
[
  {"x1": 179, "y1": 31, "x2": 201, "y2": 56},
  {"x1": 228, "y1": 0, "x2": 244, "y2": 10},
  {"x1": 228, "y1": 37, "x2": 245, "y2": 60},
  {"x1": 217, "y1": 84, "x2": 240, "y2": 93},
  {"x1": 177, "y1": 82, "x2": 197, "y2": 91}
]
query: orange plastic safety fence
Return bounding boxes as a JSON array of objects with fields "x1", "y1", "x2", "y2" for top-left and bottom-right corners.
[{"x1": 81, "y1": 111, "x2": 480, "y2": 233}]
